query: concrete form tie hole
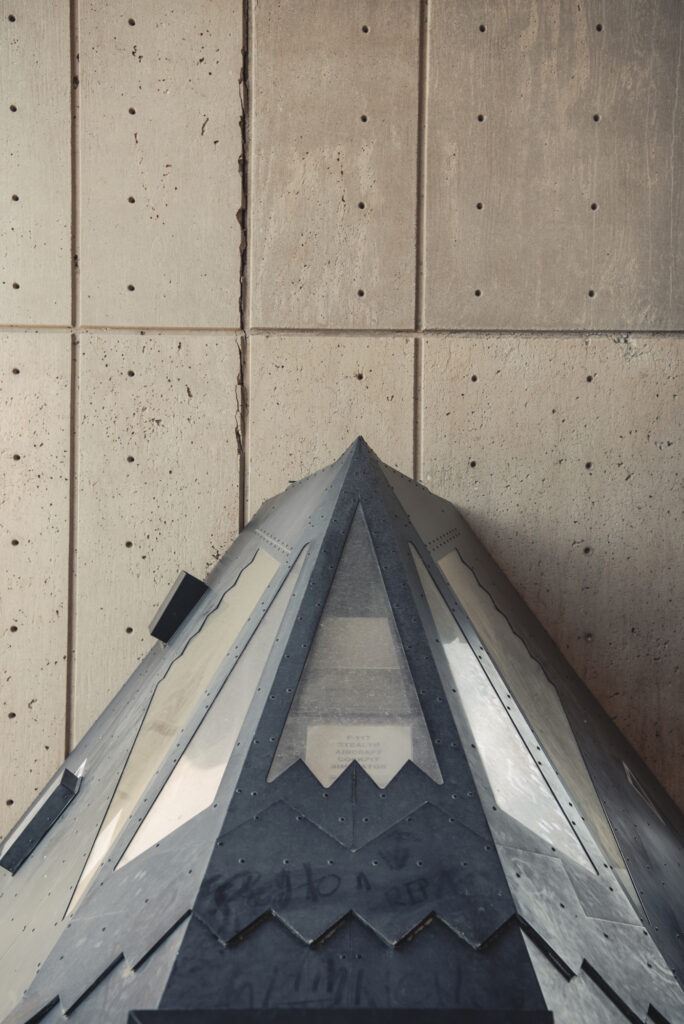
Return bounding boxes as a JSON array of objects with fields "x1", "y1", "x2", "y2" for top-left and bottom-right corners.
[
  {"x1": 11, "y1": 539, "x2": 19, "y2": 546},
  {"x1": 469, "y1": 460, "x2": 477, "y2": 468},
  {"x1": 477, "y1": 113, "x2": 485, "y2": 122},
  {"x1": 128, "y1": 196, "x2": 136, "y2": 203},
  {"x1": 11, "y1": 194, "x2": 19, "y2": 201},
  {"x1": 590, "y1": 202, "x2": 598, "y2": 211},
  {"x1": 12, "y1": 453, "x2": 20, "y2": 460},
  {"x1": 125, "y1": 626, "x2": 133, "y2": 634},
  {"x1": 129, "y1": 107, "x2": 136, "y2": 115},
  {"x1": 128, "y1": 17, "x2": 135, "y2": 25},
  {"x1": 127, "y1": 284, "x2": 135, "y2": 291},
  {"x1": 588, "y1": 289, "x2": 595, "y2": 298},
  {"x1": 358, "y1": 201, "x2": 365, "y2": 209},
  {"x1": 10, "y1": 625, "x2": 18, "y2": 633},
  {"x1": 127, "y1": 455, "x2": 135, "y2": 463},
  {"x1": 12, "y1": 367, "x2": 19, "y2": 374},
  {"x1": 593, "y1": 113, "x2": 600, "y2": 122},
  {"x1": 476, "y1": 201, "x2": 483, "y2": 209},
  {"x1": 360, "y1": 114, "x2": 368, "y2": 123},
  {"x1": 596, "y1": 23, "x2": 603, "y2": 31},
  {"x1": 362, "y1": 24, "x2": 369, "y2": 33},
  {"x1": 12, "y1": 282, "x2": 20, "y2": 289},
  {"x1": 357, "y1": 289, "x2": 365, "y2": 297},
  {"x1": 9, "y1": 104, "x2": 17, "y2": 112},
  {"x1": 127, "y1": 369, "x2": 135, "y2": 376},
  {"x1": 474, "y1": 289, "x2": 481, "y2": 297},
  {"x1": 8, "y1": 14, "x2": 16, "y2": 21},
  {"x1": 479, "y1": 24, "x2": 486, "y2": 32}
]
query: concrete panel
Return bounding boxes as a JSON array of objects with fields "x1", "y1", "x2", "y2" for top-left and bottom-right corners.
[
  {"x1": 424, "y1": 0, "x2": 684, "y2": 330},
  {"x1": 0, "y1": 1, "x2": 71, "y2": 326},
  {"x1": 79, "y1": 0, "x2": 242, "y2": 328},
  {"x1": 247, "y1": 334, "x2": 415, "y2": 516},
  {"x1": 0, "y1": 334, "x2": 70, "y2": 840},
  {"x1": 422, "y1": 333, "x2": 683, "y2": 810},
  {"x1": 249, "y1": 0, "x2": 419, "y2": 330},
  {"x1": 72, "y1": 332, "x2": 240, "y2": 745}
]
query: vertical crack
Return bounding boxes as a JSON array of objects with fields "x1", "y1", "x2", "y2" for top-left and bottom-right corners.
[
  {"x1": 238, "y1": 3, "x2": 249, "y2": 335},
  {"x1": 235, "y1": 0, "x2": 250, "y2": 528}
]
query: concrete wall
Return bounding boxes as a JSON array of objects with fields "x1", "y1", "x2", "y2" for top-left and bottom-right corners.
[{"x1": 1, "y1": 0, "x2": 682, "y2": 839}]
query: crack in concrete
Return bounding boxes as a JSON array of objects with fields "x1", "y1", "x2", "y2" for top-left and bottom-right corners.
[{"x1": 234, "y1": 0, "x2": 250, "y2": 524}]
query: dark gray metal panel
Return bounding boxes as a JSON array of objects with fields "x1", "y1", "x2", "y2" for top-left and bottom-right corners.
[
  {"x1": 149, "y1": 571, "x2": 209, "y2": 643},
  {"x1": 195, "y1": 797, "x2": 512, "y2": 948},
  {"x1": 161, "y1": 912, "x2": 546, "y2": 1013},
  {"x1": 159, "y1": 441, "x2": 538, "y2": 1014},
  {"x1": 0, "y1": 769, "x2": 81, "y2": 874}
]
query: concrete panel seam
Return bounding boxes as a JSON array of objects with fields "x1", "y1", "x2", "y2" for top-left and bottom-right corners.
[
  {"x1": 413, "y1": 336, "x2": 423, "y2": 483},
  {"x1": 70, "y1": 0, "x2": 80, "y2": 330},
  {"x1": 65, "y1": 333, "x2": 80, "y2": 756},
  {"x1": 415, "y1": 0, "x2": 429, "y2": 332},
  {"x1": 66, "y1": 0, "x2": 81, "y2": 757}
]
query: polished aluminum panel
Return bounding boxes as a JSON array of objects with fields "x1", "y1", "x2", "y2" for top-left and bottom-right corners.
[
  {"x1": 521, "y1": 934, "x2": 630, "y2": 1024},
  {"x1": 501, "y1": 846, "x2": 684, "y2": 1023},
  {"x1": 118, "y1": 550, "x2": 307, "y2": 868},
  {"x1": 70, "y1": 549, "x2": 280, "y2": 908},
  {"x1": 411, "y1": 545, "x2": 592, "y2": 869},
  {"x1": 436, "y1": 548, "x2": 633, "y2": 892}
]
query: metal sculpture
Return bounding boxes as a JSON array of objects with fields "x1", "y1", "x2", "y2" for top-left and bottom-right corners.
[{"x1": 1, "y1": 438, "x2": 682, "y2": 1023}]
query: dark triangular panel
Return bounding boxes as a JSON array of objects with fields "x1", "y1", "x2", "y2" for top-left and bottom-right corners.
[
  {"x1": 1, "y1": 438, "x2": 683, "y2": 1024},
  {"x1": 161, "y1": 913, "x2": 546, "y2": 1016}
]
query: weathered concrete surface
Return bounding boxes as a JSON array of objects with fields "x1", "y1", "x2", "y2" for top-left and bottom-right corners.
[
  {"x1": 0, "y1": 2, "x2": 71, "y2": 325},
  {"x1": 71, "y1": 333, "x2": 240, "y2": 744},
  {"x1": 249, "y1": 0, "x2": 420, "y2": 329},
  {"x1": 422, "y1": 332, "x2": 683, "y2": 810},
  {"x1": 0, "y1": 333, "x2": 70, "y2": 839},
  {"x1": 424, "y1": 0, "x2": 684, "y2": 330},
  {"x1": 247, "y1": 333, "x2": 415, "y2": 516},
  {"x1": 79, "y1": 0, "x2": 243, "y2": 328}
]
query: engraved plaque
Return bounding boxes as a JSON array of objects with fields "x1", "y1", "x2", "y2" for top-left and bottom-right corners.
[{"x1": 306, "y1": 723, "x2": 412, "y2": 788}]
